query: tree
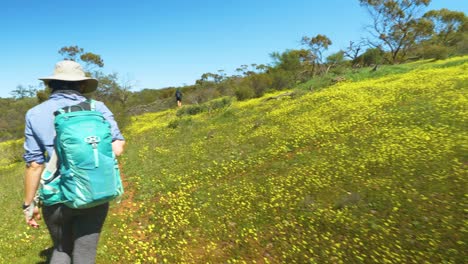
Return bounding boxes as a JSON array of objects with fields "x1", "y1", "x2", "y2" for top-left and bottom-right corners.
[
  {"x1": 58, "y1": 46, "x2": 83, "y2": 61},
  {"x1": 326, "y1": 51, "x2": 348, "y2": 74},
  {"x1": 196, "y1": 72, "x2": 225, "y2": 85},
  {"x1": 80, "y1": 52, "x2": 105, "y2": 69},
  {"x1": 359, "y1": 0, "x2": 432, "y2": 63},
  {"x1": 59, "y1": 45, "x2": 104, "y2": 71},
  {"x1": 10, "y1": 85, "x2": 37, "y2": 99},
  {"x1": 270, "y1": 49, "x2": 313, "y2": 82},
  {"x1": 235, "y1": 64, "x2": 269, "y2": 77},
  {"x1": 301, "y1": 34, "x2": 332, "y2": 64},
  {"x1": 301, "y1": 34, "x2": 332, "y2": 76},
  {"x1": 344, "y1": 40, "x2": 366, "y2": 66},
  {"x1": 243, "y1": 73, "x2": 273, "y2": 97},
  {"x1": 93, "y1": 72, "x2": 132, "y2": 105},
  {"x1": 359, "y1": 47, "x2": 385, "y2": 66},
  {"x1": 423, "y1": 8, "x2": 467, "y2": 46}
]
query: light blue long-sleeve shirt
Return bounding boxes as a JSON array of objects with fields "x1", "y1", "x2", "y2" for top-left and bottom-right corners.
[{"x1": 23, "y1": 92, "x2": 125, "y2": 164}]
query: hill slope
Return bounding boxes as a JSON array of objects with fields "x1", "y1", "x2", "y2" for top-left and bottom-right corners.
[{"x1": 0, "y1": 56, "x2": 466, "y2": 263}]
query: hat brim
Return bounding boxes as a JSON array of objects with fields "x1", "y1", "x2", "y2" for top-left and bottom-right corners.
[{"x1": 39, "y1": 75, "x2": 98, "y2": 93}]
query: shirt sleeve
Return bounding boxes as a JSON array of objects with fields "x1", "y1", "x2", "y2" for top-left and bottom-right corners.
[
  {"x1": 95, "y1": 101, "x2": 125, "y2": 141},
  {"x1": 23, "y1": 112, "x2": 45, "y2": 164}
]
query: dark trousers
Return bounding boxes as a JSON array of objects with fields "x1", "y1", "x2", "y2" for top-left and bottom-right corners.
[{"x1": 42, "y1": 203, "x2": 109, "y2": 264}]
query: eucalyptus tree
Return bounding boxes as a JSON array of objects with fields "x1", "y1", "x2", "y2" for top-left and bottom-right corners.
[
  {"x1": 301, "y1": 34, "x2": 333, "y2": 76},
  {"x1": 10, "y1": 85, "x2": 37, "y2": 99},
  {"x1": 59, "y1": 45, "x2": 104, "y2": 70},
  {"x1": 423, "y1": 8, "x2": 467, "y2": 47},
  {"x1": 359, "y1": 0, "x2": 433, "y2": 63},
  {"x1": 270, "y1": 49, "x2": 314, "y2": 83}
]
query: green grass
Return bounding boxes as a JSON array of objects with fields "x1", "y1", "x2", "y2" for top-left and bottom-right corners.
[
  {"x1": 0, "y1": 163, "x2": 52, "y2": 264},
  {"x1": 0, "y1": 56, "x2": 466, "y2": 263}
]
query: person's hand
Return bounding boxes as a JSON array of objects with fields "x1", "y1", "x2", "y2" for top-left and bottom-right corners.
[
  {"x1": 112, "y1": 140, "x2": 126, "y2": 156},
  {"x1": 23, "y1": 203, "x2": 41, "y2": 228}
]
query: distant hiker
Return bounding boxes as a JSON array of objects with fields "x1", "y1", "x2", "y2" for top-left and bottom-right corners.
[
  {"x1": 175, "y1": 88, "x2": 182, "y2": 107},
  {"x1": 22, "y1": 60, "x2": 126, "y2": 263}
]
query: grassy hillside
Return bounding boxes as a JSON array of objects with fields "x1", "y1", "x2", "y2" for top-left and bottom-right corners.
[{"x1": 0, "y1": 56, "x2": 466, "y2": 263}]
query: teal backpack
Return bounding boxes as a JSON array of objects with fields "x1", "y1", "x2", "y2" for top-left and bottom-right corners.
[{"x1": 40, "y1": 100, "x2": 123, "y2": 208}]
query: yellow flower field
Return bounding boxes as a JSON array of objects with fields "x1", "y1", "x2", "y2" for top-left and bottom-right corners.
[{"x1": 98, "y1": 56, "x2": 467, "y2": 263}]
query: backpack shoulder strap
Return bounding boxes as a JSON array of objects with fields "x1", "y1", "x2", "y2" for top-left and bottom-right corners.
[
  {"x1": 88, "y1": 99, "x2": 96, "y2": 111},
  {"x1": 54, "y1": 100, "x2": 94, "y2": 116},
  {"x1": 41, "y1": 151, "x2": 58, "y2": 182}
]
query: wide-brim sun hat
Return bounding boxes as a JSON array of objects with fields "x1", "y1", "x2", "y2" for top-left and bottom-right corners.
[{"x1": 39, "y1": 60, "x2": 98, "y2": 93}]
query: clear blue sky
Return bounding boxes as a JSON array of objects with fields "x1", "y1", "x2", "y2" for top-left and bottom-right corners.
[{"x1": 0, "y1": 0, "x2": 466, "y2": 98}]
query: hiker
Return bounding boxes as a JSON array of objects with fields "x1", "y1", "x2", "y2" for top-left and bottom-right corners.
[
  {"x1": 175, "y1": 88, "x2": 182, "y2": 107},
  {"x1": 22, "y1": 60, "x2": 126, "y2": 263}
]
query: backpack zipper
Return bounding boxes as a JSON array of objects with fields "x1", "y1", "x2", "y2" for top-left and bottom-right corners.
[{"x1": 84, "y1": 136, "x2": 101, "y2": 167}]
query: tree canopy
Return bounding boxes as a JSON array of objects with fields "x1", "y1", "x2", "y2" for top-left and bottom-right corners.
[
  {"x1": 423, "y1": 8, "x2": 467, "y2": 46},
  {"x1": 359, "y1": 0, "x2": 432, "y2": 63}
]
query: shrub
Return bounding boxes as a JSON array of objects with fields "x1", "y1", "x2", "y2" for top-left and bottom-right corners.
[
  {"x1": 208, "y1": 96, "x2": 233, "y2": 110},
  {"x1": 167, "y1": 117, "x2": 193, "y2": 129},
  {"x1": 176, "y1": 104, "x2": 206, "y2": 116},
  {"x1": 0, "y1": 139, "x2": 23, "y2": 167},
  {"x1": 176, "y1": 97, "x2": 233, "y2": 117},
  {"x1": 359, "y1": 47, "x2": 385, "y2": 66},
  {"x1": 235, "y1": 85, "x2": 255, "y2": 101},
  {"x1": 418, "y1": 44, "x2": 450, "y2": 60}
]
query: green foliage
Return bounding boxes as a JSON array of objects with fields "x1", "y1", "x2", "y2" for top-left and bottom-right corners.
[
  {"x1": 269, "y1": 68, "x2": 296, "y2": 90},
  {"x1": 295, "y1": 75, "x2": 334, "y2": 92},
  {"x1": 0, "y1": 139, "x2": 23, "y2": 166},
  {"x1": 423, "y1": 8, "x2": 467, "y2": 46},
  {"x1": 358, "y1": 47, "x2": 385, "y2": 66},
  {"x1": 326, "y1": 51, "x2": 350, "y2": 75},
  {"x1": 35, "y1": 88, "x2": 51, "y2": 103},
  {"x1": 359, "y1": 0, "x2": 432, "y2": 63},
  {"x1": 92, "y1": 71, "x2": 132, "y2": 105},
  {"x1": 126, "y1": 87, "x2": 180, "y2": 115},
  {"x1": 0, "y1": 97, "x2": 37, "y2": 141},
  {"x1": 413, "y1": 44, "x2": 450, "y2": 60},
  {"x1": 270, "y1": 49, "x2": 311, "y2": 77},
  {"x1": 176, "y1": 96, "x2": 233, "y2": 117},
  {"x1": 244, "y1": 73, "x2": 273, "y2": 97},
  {"x1": 235, "y1": 85, "x2": 256, "y2": 101},
  {"x1": 301, "y1": 34, "x2": 332, "y2": 64},
  {"x1": 59, "y1": 45, "x2": 104, "y2": 69},
  {"x1": 167, "y1": 116, "x2": 193, "y2": 129},
  {"x1": 456, "y1": 31, "x2": 468, "y2": 53},
  {"x1": 9, "y1": 85, "x2": 37, "y2": 100}
]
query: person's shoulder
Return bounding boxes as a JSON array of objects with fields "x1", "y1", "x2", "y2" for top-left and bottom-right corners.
[
  {"x1": 91, "y1": 99, "x2": 112, "y2": 112},
  {"x1": 26, "y1": 99, "x2": 54, "y2": 117},
  {"x1": 91, "y1": 99, "x2": 105, "y2": 107}
]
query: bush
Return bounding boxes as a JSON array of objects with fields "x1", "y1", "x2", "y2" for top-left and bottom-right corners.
[
  {"x1": 176, "y1": 96, "x2": 233, "y2": 117},
  {"x1": 167, "y1": 117, "x2": 193, "y2": 129},
  {"x1": 208, "y1": 96, "x2": 233, "y2": 110},
  {"x1": 270, "y1": 69, "x2": 295, "y2": 90},
  {"x1": 0, "y1": 139, "x2": 23, "y2": 167},
  {"x1": 235, "y1": 85, "x2": 255, "y2": 101},
  {"x1": 176, "y1": 104, "x2": 206, "y2": 116},
  {"x1": 358, "y1": 47, "x2": 385, "y2": 66},
  {"x1": 248, "y1": 74, "x2": 273, "y2": 97},
  {"x1": 413, "y1": 44, "x2": 450, "y2": 60}
]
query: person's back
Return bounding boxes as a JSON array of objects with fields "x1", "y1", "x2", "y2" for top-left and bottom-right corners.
[
  {"x1": 175, "y1": 89, "x2": 182, "y2": 107},
  {"x1": 22, "y1": 61, "x2": 125, "y2": 263}
]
